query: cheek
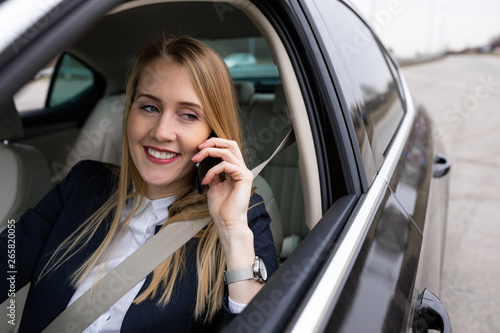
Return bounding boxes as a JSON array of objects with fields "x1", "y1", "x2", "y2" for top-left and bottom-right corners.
[
  {"x1": 187, "y1": 128, "x2": 212, "y2": 152},
  {"x1": 181, "y1": 137, "x2": 202, "y2": 157},
  {"x1": 127, "y1": 112, "x2": 144, "y2": 146}
]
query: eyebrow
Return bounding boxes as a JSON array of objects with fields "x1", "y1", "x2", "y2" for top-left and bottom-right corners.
[
  {"x1": 135, "y1": 93, "x2": 202, "y2": 110},
  {"x1": 135, "y1": 93, "x2": 161, "y2": 102}
]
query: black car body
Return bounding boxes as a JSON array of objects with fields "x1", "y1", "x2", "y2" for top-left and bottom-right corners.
[{"x1": 0, "y1": 0, "x2": 451, "y2": 332}]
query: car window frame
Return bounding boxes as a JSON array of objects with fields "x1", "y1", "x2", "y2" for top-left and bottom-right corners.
[
  {"x1": 306, "y1": 0, "x2": 409, "y2": 185},
  {"x1": 18, "y1": 51, "x2": 106, "y2": 137},
  {"x1": 298, "y1": 0, "x2": 377, "y2": 191},
  {"x1": 331, "y1": 3, "x2": 406, "y2": 169}
]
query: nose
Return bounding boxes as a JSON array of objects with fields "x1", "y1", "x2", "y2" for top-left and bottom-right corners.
[{"x1": 151, "y1": 112, "x2": 176, "y2": 142}]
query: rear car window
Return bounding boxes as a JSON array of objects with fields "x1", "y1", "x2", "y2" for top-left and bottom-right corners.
[
  {"x1": 13, "y1": 54, "x2": 95, "y2": 111},
  {"x1": 202, "y1": 37, "x2": 280, "y2": 92},
  {"x1": 49, "y1": 54, "x2": 94, "y2": 107}
]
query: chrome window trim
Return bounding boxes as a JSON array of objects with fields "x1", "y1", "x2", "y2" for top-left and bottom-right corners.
[
  {"x1": 291, "y1": 69, "x2": 416, "y2": 332},
  {"x1": 378, "y1": 71, "x2": 415, "y2": 183}
]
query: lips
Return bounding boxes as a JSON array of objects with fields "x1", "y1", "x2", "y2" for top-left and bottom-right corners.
[
  {"x1": 144, "y1": 146, "x2": 180, "y2": 163},
  {"x1": 147, "y1": 147, "x2": 178, "y2": 160}
]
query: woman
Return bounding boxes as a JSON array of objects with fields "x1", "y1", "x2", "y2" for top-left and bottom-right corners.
[{"x1": 0, "y1": 36, "x2": 277, "y2": 332}]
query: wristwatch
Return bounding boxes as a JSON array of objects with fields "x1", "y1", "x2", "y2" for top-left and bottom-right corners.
[{"x1": 224, "y1": 256, "x2": 267, "y2": 284}]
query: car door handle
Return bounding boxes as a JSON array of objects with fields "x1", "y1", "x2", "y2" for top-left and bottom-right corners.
[
  {"x1": 432, "y1": 154, "x2": 450, "y2": 178},
  {"x1": 413, "y1": 289, "x2": 452, "y2": 333}
]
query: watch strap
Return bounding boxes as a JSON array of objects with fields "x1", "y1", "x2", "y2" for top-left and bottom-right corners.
[{"x1": 224, "y1": 265, "x2": 254, "y2": 284}]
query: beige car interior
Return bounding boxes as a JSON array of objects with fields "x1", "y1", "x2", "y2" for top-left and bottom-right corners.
[
  {"x1": 1, "y1": 1, "x2": 326, "y2": 330},
  {"x1": 22, "y1": 1, "x2": 322, "y2": 254},
  {"x1": 0, "y1": 99, "x2": 52, "y2": 231}
]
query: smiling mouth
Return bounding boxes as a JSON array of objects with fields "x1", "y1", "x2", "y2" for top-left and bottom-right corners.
[{"x1": 147, "y1": 147, "x2": 179, "y2": 160}]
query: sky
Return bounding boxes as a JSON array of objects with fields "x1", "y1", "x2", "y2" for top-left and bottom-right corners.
[
  {"x1": 2, "y1": 0, "x2": 500, "y2": 60},
  {"x1": 350, "y1": 0, "x2": 500, "y2": 58}
]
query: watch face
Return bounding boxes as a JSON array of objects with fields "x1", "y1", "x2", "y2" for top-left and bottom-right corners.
[
  {"x1": 257, "y1": 257, "x2": 268, "y2": 282},
  {"x1": 260, "y1": 262, "x2": 268, "y2": 281}
]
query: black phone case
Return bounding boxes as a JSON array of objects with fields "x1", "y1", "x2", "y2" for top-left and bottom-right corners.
[
  {"x1": 195, "y1": 131, "x2": 222, "y2": 194},
  {"x1": 195, "y1": 156, "x2": 222, "y2": 194}
]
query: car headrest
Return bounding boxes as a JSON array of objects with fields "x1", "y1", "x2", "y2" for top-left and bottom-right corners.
[
  {"x1": 234, "y1": 81, "x2": 255, "y2": 105},
  {"x1": 0, "y1": 98, "x2": 24, "y2": 141}
]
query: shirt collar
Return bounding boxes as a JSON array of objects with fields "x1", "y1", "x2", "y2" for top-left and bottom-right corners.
[
  {"x1": 125, "y1": 195, "x2": 176, "y2": 239},
  {"x1": 125, "y1": 194, "x2": 175, "y2": 221}
]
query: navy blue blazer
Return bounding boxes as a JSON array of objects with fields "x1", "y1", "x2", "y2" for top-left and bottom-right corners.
[{"x1": 0, "y1": 160, "x2": 278, "y2": 332}]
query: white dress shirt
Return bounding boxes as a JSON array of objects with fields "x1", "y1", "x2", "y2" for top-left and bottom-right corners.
[{"x1": 67, "y1": 195, "x2": 246, "y2": 332}]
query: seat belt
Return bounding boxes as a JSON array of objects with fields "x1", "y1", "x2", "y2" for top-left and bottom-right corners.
[{"x1": 43, "y1": 128, "x2": 295, "y2": 333}]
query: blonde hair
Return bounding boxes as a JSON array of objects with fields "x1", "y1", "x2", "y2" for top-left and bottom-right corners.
[{"x1": 40, "y1": 36, "x2": 243, "y2": 323}]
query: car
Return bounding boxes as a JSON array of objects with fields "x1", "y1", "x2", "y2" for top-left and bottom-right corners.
[
  {"x1": 0, "y1": 0, "x2": 451, "y2": 332},
  {"x1": 224, "y1": 53, "x2": 257, "y2": 68}
]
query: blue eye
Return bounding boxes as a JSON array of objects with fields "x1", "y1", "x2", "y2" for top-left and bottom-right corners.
[
  {"x1": 140, "y1": 105, "x2": 159, "y2": 113},
  {"x1": 181, "y1": 113, "x2": 198, "y2": 121}
]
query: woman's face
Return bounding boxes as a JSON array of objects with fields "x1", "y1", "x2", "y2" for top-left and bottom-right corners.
[{"x1": 127, "y1": 58, "x2": 212, "y2": 199}]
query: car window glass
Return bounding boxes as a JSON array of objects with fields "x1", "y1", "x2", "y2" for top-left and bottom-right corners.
[
  {"x1": 13, "y1": 57, "x2": 57, "y2": 112},
  {"x1": 49, "y1": 54, "x2": 94, "y2": 107},
  {"x1": 314, "y1": 0, "x2": 405, "y2": 167},
  {"x1": 202, "y1": 37, "x2": 280, "y2": 91}
]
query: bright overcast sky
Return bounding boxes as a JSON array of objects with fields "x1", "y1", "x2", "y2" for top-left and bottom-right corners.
[
  {"x1": 2, "y1": 0, "x2": 499, "y2": 60},
  {"x1": 350, "y1": 0, "x2": 500, "y2": 58}
]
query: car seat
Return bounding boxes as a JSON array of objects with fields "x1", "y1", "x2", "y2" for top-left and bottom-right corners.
[
  {"x1": 0, "y1": 98, "x2": 52, "y2": 231},
  {"x1": 0, "y1": 98, "x2": 51, "y2": 333},
  {"x1": 243, "y1": 84, "x2": 307, "y2": 258}
]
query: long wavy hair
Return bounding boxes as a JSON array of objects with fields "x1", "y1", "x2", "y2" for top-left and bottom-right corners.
[{"x1": 40, "y1": 36, "x2": 243, "y2": 323}]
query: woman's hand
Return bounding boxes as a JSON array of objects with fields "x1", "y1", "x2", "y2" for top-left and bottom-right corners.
[
  {"x1": 192, "y1": 138, "x2": 265, "y2": 304},
  {"x1": 191, "y1": 137, "x2": 253, "y2": 237}
]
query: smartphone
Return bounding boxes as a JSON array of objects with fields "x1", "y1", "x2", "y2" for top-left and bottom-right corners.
[{"x1": 195, "y1": 132, "x2": 222, "y2": 194}]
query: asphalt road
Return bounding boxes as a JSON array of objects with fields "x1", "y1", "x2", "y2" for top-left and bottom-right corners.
[{"x1": 402, "y1": 54, "x2": 500, "y2": 333}]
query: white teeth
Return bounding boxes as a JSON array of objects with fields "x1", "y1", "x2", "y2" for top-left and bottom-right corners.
[{"x1": 147, "y1": 148, "x2": 177, "y2": 160}]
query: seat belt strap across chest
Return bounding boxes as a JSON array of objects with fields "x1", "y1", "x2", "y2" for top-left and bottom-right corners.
[{"x1": 43, "y1": 128, "x2": 295, "y2": 333}]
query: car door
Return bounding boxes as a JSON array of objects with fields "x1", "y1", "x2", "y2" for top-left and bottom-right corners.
[
  {"x1": 288, "y1": 1, "x2": 451, "y2": 332},
  {"x1": 225, "y1": 0, "x2": 450, "y2": 332}
]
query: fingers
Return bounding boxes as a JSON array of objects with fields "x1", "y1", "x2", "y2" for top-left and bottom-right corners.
[
  {"x1": 198, "y1": 138, "x2": 244, "y2": 161},
  {"x1": 191, "y1": 138, "x2": 244, "y2": 166},
  {"x1": 192, "y1": 147, "x2": 240, "y2": 167},
  {"x1": 191, "y1": 138, "x2": 251, "y2": 187},
  {"x1": 202, "y1": 160, "x2": 253, "y2": 186}
]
